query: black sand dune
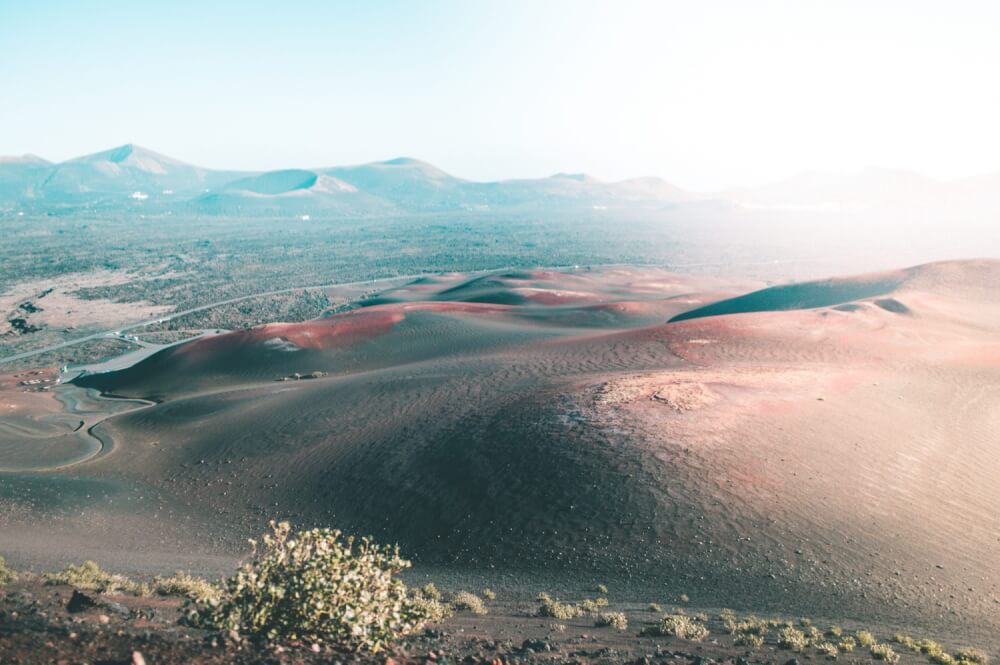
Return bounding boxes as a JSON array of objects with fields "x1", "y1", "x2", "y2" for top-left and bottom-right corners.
[{"x1": 5, "y1": 261, "x2": 1000, "y2": 650}]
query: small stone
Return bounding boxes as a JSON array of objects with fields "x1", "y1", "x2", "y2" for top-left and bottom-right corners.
[
  {"x1": 311, "y1": 643, "x2": 321, "y2": 653},
  {"x1": 132, "y1": 651, "x2": 147, "y2": 665},
  {"x1": 98, "y1": 614, "x2": 110, "y2": 624}
]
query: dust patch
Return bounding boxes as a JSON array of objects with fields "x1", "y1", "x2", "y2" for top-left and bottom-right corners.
[{"x1": 1, "y1": 270, "x2": 175, "y2": 336}]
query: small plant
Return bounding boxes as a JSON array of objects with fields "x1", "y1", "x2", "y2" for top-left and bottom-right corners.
[
  {"x1": 595, "y1": 612, "x2": 628, "y2": 631},
  {"x1": 450, "y1": 591, "x2": 487, "y2": 615},
  {"x1": 184, "y1": 521, "x2": 428, "y2": 653},
  {"x1": 648, "y1": 603, "x2": 664, "y2": 613},
  {"x1": 807, "y1": 625, "x2": 824, "y2": 643},
  {"x1": 44, "y1": 560, "x2": 148, "y2": 596},
  {"x1": 152, "y1": 571, "x2": 221, "y2": 603},
  {"x1": 799, "y1": 617, "x2": 813, "y2": 627},
  {"x1": 640, "y1": 614, "x2": 709, "y2": 641},
  {"x1": 778, "y1": 626, "x2": 808, "y2": 652},
  {"x1": 870, "y1": 643, "x2": 900, "y2": 664},
  {"x1": 693, "y1": 612, "x2": 709, "y2": 622},
  {"x1": 816, "y1": 641, "x2": 839, "y2": 659},
  {"x1": 537, "y1": 596, "x2": 582, "y2": 620},
  {"x1": 536, "y1": 591, "x2": 552, "y2": 602},
  {"x1": 481, "y1": 588, "x2": 496, "y2": 600},
  {"x1": 893, "y1": 634, "x2": 917, "y2": 650},
  {"x1": 594, "y1": 583, "x2": 609, "y2": 594},
  {"x1": 0, "y1": 557, "x2": 18, "y2": 586},
  {"x1": 736, "y1": 616, "x2": 769, "y2": 637},
  {"x1": 578, "y1": 596, "x2": 609, "y2": 614},
  {"x1": 956, "y1": 649, "x2": 989, "y2": 665},
  {"x1": 736, "y1": 633, "x2": 764, "y2": 648},
  {"x1": 409, "y1": 595, "x2": 452, "y2": 623},
  {"x1": 856, "y1": 630, "x2": 877, "y2": 647},
  {"x1": 677, "y1": 593, "x2": 690, "y2": 603},
  {"x1": 551, "y1": 623, "x2": 567, "y2": 632},
  {"x1": 838, "y1": 636, "x2": 856, "y2": 653},
  {"x1": 827, "y1": 625, "x2": 843, "y2": 637},
  {"x1": 419, "y1": 583, "x2": 442, "y2": 601}
]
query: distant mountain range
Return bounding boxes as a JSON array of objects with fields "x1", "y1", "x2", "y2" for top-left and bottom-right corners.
[{"x1": 1, "y1": 143, "x2": 998, "y2": 217}]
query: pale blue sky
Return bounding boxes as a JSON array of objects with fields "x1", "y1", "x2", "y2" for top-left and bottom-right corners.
[{"x1": 2, "y1": 1, "x2": 999, "y2": 189}]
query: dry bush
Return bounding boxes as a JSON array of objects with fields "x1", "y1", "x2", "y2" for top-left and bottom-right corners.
[
  {"x1": 778, "y1": 627, "x2": 808, "y2": 652},
  {"x1": 152, "y1": 571, "x2": 221, "y2": 603},
  {"x1": 870, "y1": 643, "x2": 900, "y2": 664},
  {"x1": 481, "y1": 588, "x2": 496, "y2": 600},
  {"x1": 450, "y1": 591, "x2": 487, "y2": 615},
  {"x1": 595, "y1": 612, "x2": 628, "y2": 631},
  {"x1": 0, "y1": 557, "x2": 18, "y2": 586},
  {"x1": 44, "y1": 560, "x2": 148, "y2": 596},
  {"x1": 640, "y1": 614, "x2": 710, "y2": 641},
  {"x1": 184, "y1": 521, "x2": 428, "y2": 652}
]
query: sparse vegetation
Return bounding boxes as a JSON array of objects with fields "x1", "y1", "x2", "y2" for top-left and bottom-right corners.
[
  {"x1": 648, "y1": 603, "x2": 663, "y2": 613},
  {"x1": 594, "y1": 583, "x2": 608, "y2": 594},
  {"x1": 856, "y1": 630, "x2": 877, "y2": 647},
  {"x1": 640, "y1": 614, "x2": 710, "y2": 641},
  {"x1": 677, "y1": 593, "x2": 690, "y2": 603},
  {"x1": 736, "y1": 633, "x2": 764, "y2": 648},
  {"x1": 152, "y1": 571, "x2": 221, "y2": 603},
  {"x1": 579, "y1": 596, "x2": 609, "y2": 614},
  {"x1": 894, "y1": 634, "x2": 917, "y2": 651},
  {"x1": 778, "y1": 626, "x2": 809, "y2": 652},
  {"x1": 595, "y1": 612, "x2": 628, "y2": 631},
  {"x1": 816, "y1": 641, "x2": 839, "y2": 658},
  {"x1": 828, "y1": 625, "x2": 843, "y2": 637},
  {"x1": 450, "y1": 591, "x2": 487, "y2": 615},
  {"x1": 870, "y1": 643, "x2": 900, "y2": 663},
  {"x1": 956, "y1": 648, "x2": 989, "y2": 665},
  {"x1": 481, "y1": 588, "x2": 496, "y2": 600},
  {"x1": 839, "y1": 637, "x2": 857, "y2": 653},
  {"x1": 420, "y1": 583, "x2": 442, "y2": 601},
  {"x1": 44, "y1": 560, "x2": 148, "y2": 596},
  {"x1": 184, "y1": 522, "x2": 428, "y2": 652},
  {"x1": 0, "y1": 557, "x2": 18, "y2": 586},
  {"x1": 536, "y1": 595, "x2": 583, "y2": 620}
]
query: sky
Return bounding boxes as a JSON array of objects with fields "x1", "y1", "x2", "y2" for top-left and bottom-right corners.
[{"x1": 2, "y1": 0, "x2": 999, "y2": 190}]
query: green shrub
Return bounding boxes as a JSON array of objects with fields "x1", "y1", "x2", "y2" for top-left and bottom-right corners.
[
  {"x1": 450, "y1": 591, "x2": 487, "y2": 615},
  {"x1": 481, "y1": 588, "x2": 496, "y2": 600},
  {"x1": 152, "y1": 571, "x2": 221, "y2": 602},
  {"x1": 870, "y1": 643, "x2": 900, "y2": 663},
  {"x1": 856, "y1": 630, "x2": 877, "y2": 647},
  {"x1": 838, "y1": 636, "x2": 856, "y2": 653},
  {"x1": 640, "y1": 614, "x2": 709, "y2": 641},
  {"x1": 0, "y1": 557, "x2": 18, "y2": 586},
  {"x1": 595, "y1": 612, "x2": 628, "y2": 631},
  {"x1": 184, "y1": 521, "x2": 427, "y2": 652},
  {"x1": 778, "y1": 627, "x2": 808, "y2": 652},
  {"x1": 44, "y1": 560, "x2": 148, "y2": 596},
  {"x1": 816, "y1": 641, "x2": 839, "y2": 658}
]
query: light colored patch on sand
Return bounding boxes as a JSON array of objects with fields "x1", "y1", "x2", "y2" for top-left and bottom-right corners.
[
  {"x1": 594, "y1": 367, "x2": 830, "y2": 412},
  {"x1": 0, "y1": 270, "x2": 175, "y2": 336}
]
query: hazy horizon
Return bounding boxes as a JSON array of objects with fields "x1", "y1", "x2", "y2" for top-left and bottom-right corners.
[{"x1": 3, "y1": 1, "x2": 1000, "y2": 190}]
